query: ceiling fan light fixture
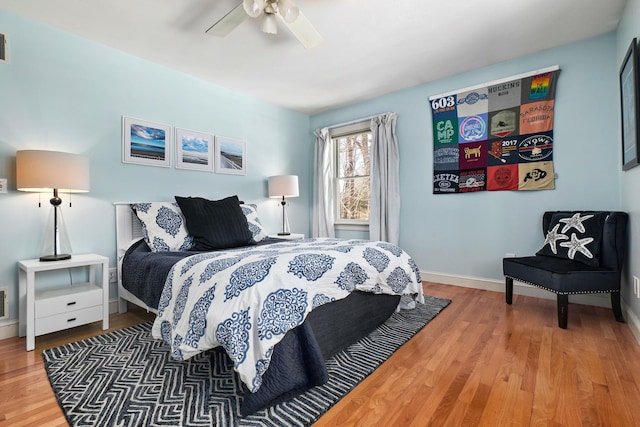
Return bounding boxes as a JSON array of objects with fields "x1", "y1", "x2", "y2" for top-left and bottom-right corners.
[
  {"x1": 279, "y1": 0, "x2": 300, "y2": 23},
  {"x1": 261, "y1": 12, "x2": 278, "y2": 34},
  {"x1": 243, "y1": 0, "x2": 265, "y2": 18},
  {"x1": 207, "y1": 0, "x2": 322, "y2": 48}
]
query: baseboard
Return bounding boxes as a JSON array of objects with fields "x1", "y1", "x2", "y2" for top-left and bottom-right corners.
[
  {"x1": 0, "y1": 298, "x2": 124, "y2": 340},
  {"x1": 622, "y1": 300, "x2": 640, "y2": 345},
  {"x1": 421, "y1": 270, "x2": 611, "y2": 308},
  {"x1": 109, "y1": 298, "x2": 120, "y2": 315},
  {"x1": 0, "y1": 320, "x2": 18, "y2": 341}
]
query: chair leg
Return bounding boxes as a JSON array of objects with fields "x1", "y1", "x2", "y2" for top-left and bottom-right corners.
[
  {"x1": 557, "y1": 294, "x2": 568, "y2": 329},
  {"x1": 611, "y1": 292, "x2": 625, "y2": 323},
  {"x1": 505, "y1": 277, "x2": 513, "y2": 305}
]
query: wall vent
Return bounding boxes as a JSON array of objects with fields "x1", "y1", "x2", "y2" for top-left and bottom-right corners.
[
  {"x1": 0, "y1": 288, "x2": 8, "y2": 320},
  {"x1": 0, "y1": 33, "x2": 7, "y2": 63}
]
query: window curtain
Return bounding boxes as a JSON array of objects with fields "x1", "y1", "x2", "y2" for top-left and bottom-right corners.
[
  {"x1": 369, "y1": 112, "x2": 400, "y2": 244},
  {"x1": 312, "y1": 127, "x2": 335, "y2": 237}
]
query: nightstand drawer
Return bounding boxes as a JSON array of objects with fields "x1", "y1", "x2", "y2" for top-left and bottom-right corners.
[
  {"x1": 35, "y1": 305, "x2": 103, "y2": 336},
  {"x1": 35, "y1": 283, "x2": 102, "y2": 318}
]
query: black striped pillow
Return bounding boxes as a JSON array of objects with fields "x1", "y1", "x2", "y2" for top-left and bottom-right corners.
[{"x1": 175, "y1": 195, "x2": 253, "y2": 250}]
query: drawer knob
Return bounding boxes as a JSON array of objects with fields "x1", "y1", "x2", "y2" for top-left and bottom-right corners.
[
  {"x1": 67, "y1": 301, "x2": 77, "y2": 306},
  {"x1": 67, "y1": 318, "x2": 77, "y2": 322}
]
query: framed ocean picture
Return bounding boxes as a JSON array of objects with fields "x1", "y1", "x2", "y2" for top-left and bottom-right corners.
[
  {"x1": 175, "y1": 128, "x2": 214, "y2": 171},
  {"x1": 620, "y1": 38, "x2": 640, "y2": 171},
  {"x1": 214, "y1": 136, "x2": 246, "y2": 175},
  {"x1": 122, "y1": 116, "x2": 172, "y2": 167}
]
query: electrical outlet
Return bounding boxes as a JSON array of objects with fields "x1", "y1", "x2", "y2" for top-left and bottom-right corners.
[
  {"x1": 505, "y1": 253, "x2": 516, "y2": 258},
  {"x1": 0, "y1": 178, "x2": 7, "y2": 194},
  {"x1": 634, "y1": 276, "x2": 640, "y2": 298},
  {"x1": 109, "y1": 268, "x2": 117, "y2": 283}
]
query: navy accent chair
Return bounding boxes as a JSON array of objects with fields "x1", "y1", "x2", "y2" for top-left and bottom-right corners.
[{"x1": 502, "y1": 211, "x2": 628, "y2": 329}]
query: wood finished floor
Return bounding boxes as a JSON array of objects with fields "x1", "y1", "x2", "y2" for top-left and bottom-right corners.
[{"x1": 1, "y1": 282, "x2": 640, "y2": 426}]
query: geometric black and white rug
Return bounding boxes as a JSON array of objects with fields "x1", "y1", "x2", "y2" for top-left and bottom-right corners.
[{"x1": 43, "y1": 296, "x2": 450, "y2": 427}]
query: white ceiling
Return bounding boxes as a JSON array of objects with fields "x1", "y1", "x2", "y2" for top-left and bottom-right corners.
[{"x1": 0, "y1": 0, "x2": 627, "y2": 114}]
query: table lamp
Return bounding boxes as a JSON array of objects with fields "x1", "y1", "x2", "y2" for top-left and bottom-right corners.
[
  {"x1": 16, "y1": 150, "x2": 90, "y2": 261},
  {"x1": 268, "y1": 174, "x2": 299, "y2": 235}
]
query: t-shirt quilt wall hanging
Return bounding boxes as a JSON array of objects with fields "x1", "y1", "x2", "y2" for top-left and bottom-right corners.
[{"x1": 430, "y1": 66, "x2": 560, "y2": 194}]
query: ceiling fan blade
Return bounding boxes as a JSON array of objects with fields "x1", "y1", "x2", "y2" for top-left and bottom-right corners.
[
  {"x1": 280, "y1": 10, "x2": 323, "y2": 49},
  {"x1": 205, "y1": 3, "x2": 248, "y2": 37}
]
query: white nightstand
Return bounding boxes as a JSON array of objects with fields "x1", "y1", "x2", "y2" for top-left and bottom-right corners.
[
  {"x1": 269, "y1": 233, "x2": 305, "y2": 240},
  {"x1": 18, "y1": 253, "x2": 109, "y2": 351}
]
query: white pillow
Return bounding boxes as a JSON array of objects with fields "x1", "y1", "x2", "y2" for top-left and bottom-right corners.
[
  {"x1": 240, "y1": 204, "x2": 267, "y2": 242},
  {"x1": 132, "y1": 202, "x2": 194, "y2": 252}
]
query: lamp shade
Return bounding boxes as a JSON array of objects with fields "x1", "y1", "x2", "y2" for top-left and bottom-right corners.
[
  {"x1": 268, "y1": 175, "x2": 299, "y2": 198},
  {"x1": 17, "y1": 150, "x2": 90, "y2": 193},
  {"x1": 261, "y1": 12, "x2": 278, "y2": 34}
]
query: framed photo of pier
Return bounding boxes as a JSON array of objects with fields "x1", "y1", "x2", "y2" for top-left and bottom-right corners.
[
  {"x1": 122, "y1": 116, "x2": 172, "y2": 167},
  {"x1": 214, "y1": 136, "x2": 246, "y2": 175}
]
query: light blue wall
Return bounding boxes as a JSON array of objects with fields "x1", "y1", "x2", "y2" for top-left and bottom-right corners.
[
  {"x1": 312, "y1": 34, "x2": 620, "y2": 284},
  {"x1": 0, "y1": 10, "x2": 312, "y2": 322},
  {"x1": 617, "y1": 0, "x2": 640, "y2": 321}
]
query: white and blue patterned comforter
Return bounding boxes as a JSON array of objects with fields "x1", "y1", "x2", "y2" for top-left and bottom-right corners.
[{"x1": 151, "y1": 238, "x2": 423, "y2": 393}]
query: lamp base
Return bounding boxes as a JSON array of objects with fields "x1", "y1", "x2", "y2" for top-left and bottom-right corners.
[
  {"x1": 277, "y1": 232, "x2": 291, "y2": 236},
  {"x1": 40, "y1": 253, "x2": 71, "y2": 262},
  {"x1": 41, "y1": 201, "x2": 73, "y2": 262}
]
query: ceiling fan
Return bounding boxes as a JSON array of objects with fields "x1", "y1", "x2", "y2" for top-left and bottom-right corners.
[{"x1": 205, "y1": 0, "x2": 323, "y2": 49}]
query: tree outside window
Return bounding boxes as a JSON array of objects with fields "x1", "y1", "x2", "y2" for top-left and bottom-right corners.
[{"x1": 335, "y1": 131, "x2": 371, "y2": 221}]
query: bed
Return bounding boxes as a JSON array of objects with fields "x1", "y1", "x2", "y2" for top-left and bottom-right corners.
[{"x1": 114, "y1": 197, "x2": 424, "y2": 415}]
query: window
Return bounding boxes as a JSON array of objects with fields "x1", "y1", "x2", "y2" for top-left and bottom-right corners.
[{"x1": 332, "y1": 123, "x2": 372, "y2": 224}]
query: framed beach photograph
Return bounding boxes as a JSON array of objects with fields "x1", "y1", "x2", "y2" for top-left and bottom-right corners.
[
  {"x1": 215, "y1": 136, "x2": 246, "y2": 175},
  {"x1": 175, "y1": 128, "x2": 214, "y2": 171},
  {"x1": 619, "y1": 38, "x2": 640, "y2": 171},
  {"x1": 122, "y1": 116, "x2": 172, "y2": 167}
]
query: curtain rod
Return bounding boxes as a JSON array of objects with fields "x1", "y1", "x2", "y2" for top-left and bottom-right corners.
[
  {"x1": 428, "y1": 65, "x2": 560, "y2": 100},
  {"x1": 323, "y1": 112, "x2": 394, "y2": 130}
]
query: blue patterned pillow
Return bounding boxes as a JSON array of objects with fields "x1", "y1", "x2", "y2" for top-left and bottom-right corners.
[
  {"x1": 240, "y1": 204, "x2": 267, "y2": 243},
  {"x1": 132, "y1": 202, "x2": 194, "y2": 252}
]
